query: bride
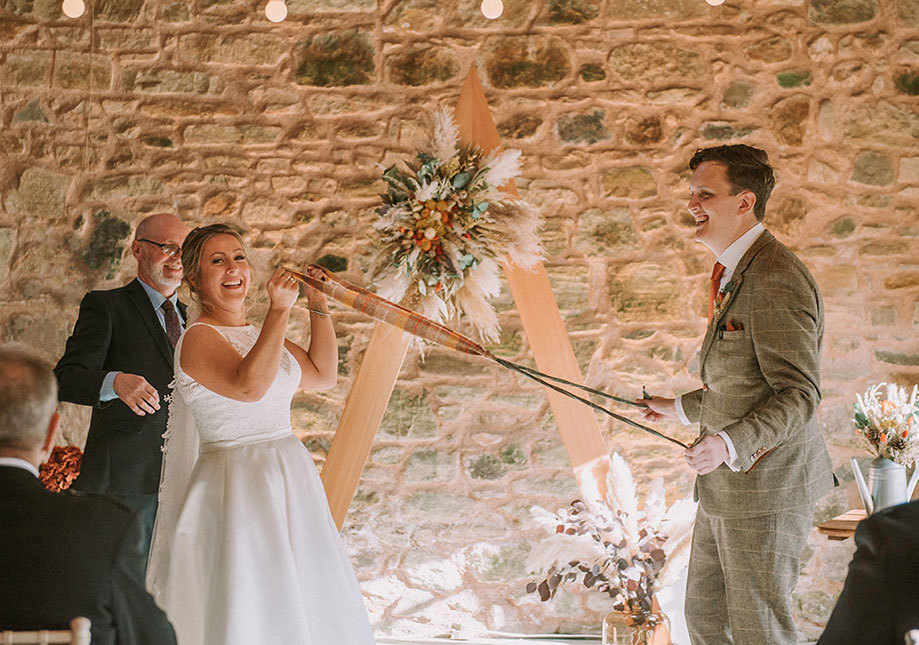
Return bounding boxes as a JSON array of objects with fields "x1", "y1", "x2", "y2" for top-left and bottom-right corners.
[{"x1": 146, "y1": 224, "x2": 375, "y2": 645}]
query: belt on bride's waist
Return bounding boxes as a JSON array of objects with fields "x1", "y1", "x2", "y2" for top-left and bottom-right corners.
[{"x1": 199, "y1": 427, "x2": 292, "y2": 453}]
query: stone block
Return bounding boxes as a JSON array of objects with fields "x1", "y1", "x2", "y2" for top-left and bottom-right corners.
[
  {"x1": 745, "y1": 36, "x2": 793, "y2": 63},
  {"x1": 467, "y1": 454, "x2": 506, "y2": 480},
  {"x1": 901, "y1": 0, "x2": 919, "y2": 24},
  {"x1": 722, "y1": 80, "x2": 754, "y2": 108},
  {"x1": 288, "y1": 0, "x2": 375, "y2": 9},
  {"x1": 777, "y1": 70, "x2": 812, "y2": 87},
  {"x1": 875, "y1": 349, "x2": 919, "y2": 366},
  {"x1": 827, "y1": 216, "x2": 856, "y2": 237},
  {"x1": 1, "y1": 312, "x2": 73, "y2": 358},
  {"x1": 851, "y1": 150, "x2": 894, "y2": 186},
  {"x1": 701, "y1": 122, "x2": 754, "y2": 140},
  {"x1": 574, "y1": 207, "x2": 640, "y2": 256},
  {"x1": 607, "y1": 0, "x2": 705, "y2": 18},
  {"x1": 895, "y1": 68, "x2": 919, "y2": 95},
  {"x1": 183, "y1": 124, "x2": 241, "y2": 144},
  {"x1": 497, "y1": 113, "x2": 543, "y2": 140},
  {"x1": 405, "y1": 448, "x2": 457, "y2": 481},
  {"x1": 83, "y1": 211, "x2": 130, "y2": 275},
  {"x1": 89, "y1": 174, "x2": 164, "y2": 200},
  {"x1": 609, "y1": 42, "x2": 704, "y2": 83},
  {"x1": 624, "y1": 116, "x2": 663, "y2": 145},
  {"x1": 295, "y1": 32, "x2": 375, "y2": 87},
  {"x1": 900, "y1": 157, "x2": 919, "y2": 183},
  {"x1": 0, "y1": 228, "x2": 16, "y2": 283},
  {"x1": 556, "y1": 110, "x2": 609, "y2": 144},
  {"x1": 96, "y1": 27, "x2": 157, "y2": 50},
  {"x1": 579, "y1": 63, "x2": 605, "y2": 82},
  {"x1": 387, "y1": 45, "x2": 459, "y2": 86},
  {"x1": 4, "y1": 167, "x2": 69, "y2": 217},
  {"x1": 12, "y1": 100, "x2": 49, "y2": 123},
  {"x1": 770, "y1": 94, "x2": 810, "y2": 147},
  {"x1": 810, "y1": 0, "x2": 877, "y2": 23},
  {"x1": 0, "y1": 52, "x2": 53, "y2": 86},
  {"x1": 53, "y1": 52, "x2": 113, "y2": 91},
  {"x1": 178, "y1": 33, "x2": 288, "y2": 66},
  {"x1": 547, "y1": 0, "x2": 599, "y2": 23},
  {"x1": 485, "y1": 36, "x2": 571, "y2": 89},
  {"x1": 608, "y1": 261, "x2": 682, "y2": 322},
  {"x1": 131, "y1": 69, "x2": 224, "y2": 94},
  {"x1": 884, "y1": 273, "x2": 919, "y2": 289},
  {"x1": 844, "y1": 101, "x2": 919, "y2": 145},
  {"x1": 95, "y1": 0, "x2": 144, "y2": 21},
  {"x1": 601, "y1": 167, "x2": 657, "y2": 199},
  {"x1": 380, "y1": 388, "x2": 437, "y2": 438}
]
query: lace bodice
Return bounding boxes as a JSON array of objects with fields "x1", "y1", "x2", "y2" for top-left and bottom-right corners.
[{"x1": 174, "y1": 323, "x2": 301, "y2": 446}]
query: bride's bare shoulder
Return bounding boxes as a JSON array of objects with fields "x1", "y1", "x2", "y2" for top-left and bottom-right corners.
[{"x1": 180, "y1": 324, "x2": 235, "y2": 367}]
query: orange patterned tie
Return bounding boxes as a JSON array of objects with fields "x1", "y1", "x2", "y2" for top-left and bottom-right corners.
[{"x1": 708, "y1": 261, "x2": 726, "y2": 322}]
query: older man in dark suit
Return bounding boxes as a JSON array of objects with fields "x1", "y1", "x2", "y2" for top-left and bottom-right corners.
[
  {"x1": 55, "y1": 213, "x2": 189, "y2": 562},
  {"x1": 642, "y1": 145, "x2": 835, "y2": 644},
  {"x1": 0, "y1": 344, "x2": 175, "y2": 644}
]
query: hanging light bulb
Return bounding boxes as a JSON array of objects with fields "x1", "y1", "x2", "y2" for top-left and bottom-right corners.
[
  {"x1": 61, "y1": 0, "x2": 85, "y2": 18},
  {"x1": 265, "y1": 0, "x2": 287, "y2": 22},
  {"x1": 480, "y1": 0, "x2": 503, "y2": 19},
  {"x1": 705, "y1": 0, "x2": 725, "y2": 5}
]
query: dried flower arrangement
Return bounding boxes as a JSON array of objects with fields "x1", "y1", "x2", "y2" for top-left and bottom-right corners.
[
  {"x1": 39, "y1": 445, "x2": 82, "y2": 492},
  {"x1": 526, "y1": 453, "x2": 695, "y2": 633},
  {"x1": 854, "y1": 382, "x2": 919, "y2": 467},
  {"x1": 370, "y1": 109, "x2": 541, "y2": 343}
]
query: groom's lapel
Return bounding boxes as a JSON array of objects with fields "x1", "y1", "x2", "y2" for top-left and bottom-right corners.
[
  {"x1": 125, "y1": 279, "x2": 175, "y2": 367},
  {"x1": 699, "y1": 231, "x2": 775, "y2": 367}
]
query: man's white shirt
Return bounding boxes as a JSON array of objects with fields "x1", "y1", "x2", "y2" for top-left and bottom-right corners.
[{"x1": 675, "y1": 222, "x2": 765, "y2": 471}]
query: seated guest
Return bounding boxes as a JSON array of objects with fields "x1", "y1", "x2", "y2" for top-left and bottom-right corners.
[
  {"x1": 818, "y1": 500, "x2": 919, "y2": 644},
  {"x1": 0, "y1": 344, "x2": 175, "y2": 645}
]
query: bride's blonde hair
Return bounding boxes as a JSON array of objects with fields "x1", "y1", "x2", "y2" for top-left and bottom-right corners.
[{"x1": 180, "y1": 224, "x2": 252, "y2": 309}]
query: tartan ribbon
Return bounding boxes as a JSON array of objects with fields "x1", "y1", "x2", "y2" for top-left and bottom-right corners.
[{"x1": 286, "y1": 265, "x2": 688, "y2": 449}]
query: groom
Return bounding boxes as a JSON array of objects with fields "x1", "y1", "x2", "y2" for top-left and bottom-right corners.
[
  {"x1": 642, "y1": 145, "x2": 834, "y2": 645},
  {"x1": 55, "y1": 213, "x2": 189, "y2": 562}
]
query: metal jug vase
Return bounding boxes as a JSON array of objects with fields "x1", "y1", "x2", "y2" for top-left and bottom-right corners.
[{"x1": 850, "y1": 457, "x2": 919, "y2": 515}]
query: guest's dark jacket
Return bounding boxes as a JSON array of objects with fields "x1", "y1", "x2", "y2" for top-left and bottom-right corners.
[
  {"x1": 0, "y1": 465, "x2": 176, "y2": 644},
  {"x1": 54, "y1": 280, "x2": 185, "y2": 495},
  {"x1": 818, "y1": 499, "x2": 919, "y2": 645}
]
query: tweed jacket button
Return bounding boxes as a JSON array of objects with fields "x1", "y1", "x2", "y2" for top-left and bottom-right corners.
[{"x1": 702, "y1": 383, "x2": 710, "y2": 391}]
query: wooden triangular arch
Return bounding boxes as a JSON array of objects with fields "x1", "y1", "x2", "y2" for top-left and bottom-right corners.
[{"x1": 320, "y1": 66, "x2": 613, "y2": 527}]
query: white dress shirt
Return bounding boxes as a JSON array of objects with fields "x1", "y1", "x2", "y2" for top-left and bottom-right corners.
[
  {"x1": 675, "y1": 222, "x2": 765, "y2": 470},
  {"x1": 0, "y1": 456, "x2": 40, "y2": 478}
]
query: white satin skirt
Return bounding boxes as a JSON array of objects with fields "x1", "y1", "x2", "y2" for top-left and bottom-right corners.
[{"x1": 158, "y1": 433, "x2": 375, "y2": 645}]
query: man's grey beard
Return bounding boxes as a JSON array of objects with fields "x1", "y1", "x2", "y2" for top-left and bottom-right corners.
[{"x1": 146, "y1": 263, "x2": 183, "y2": 292}]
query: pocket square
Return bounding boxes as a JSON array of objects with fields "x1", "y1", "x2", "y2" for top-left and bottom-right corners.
[{"x1": 725, "y1": 320, "x2": 743, "y2": 331}]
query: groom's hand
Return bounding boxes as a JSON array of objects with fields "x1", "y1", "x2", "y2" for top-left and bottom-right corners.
[
  {"x1": 684, "y1": 435, "x2": 728, "y2": 475},
  {"x1": 114, "y1": 373, "x2": 161, "y2": 416}
]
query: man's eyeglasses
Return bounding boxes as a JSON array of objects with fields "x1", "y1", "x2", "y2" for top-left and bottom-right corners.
[{"x1": 137, "y1": 238, "x2": 181, "y2": 258}]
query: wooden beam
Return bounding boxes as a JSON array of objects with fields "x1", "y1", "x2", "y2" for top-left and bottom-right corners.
[{"x1": 321, "y1": 322, "x2": 411, "y2": 527}]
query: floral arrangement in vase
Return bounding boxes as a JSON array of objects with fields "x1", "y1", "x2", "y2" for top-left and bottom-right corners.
[
  {"x1": 525, "y1": 453, "x2": 695, "y2": 638},
  {"x1": 39, "y1": 445, "x2": 82, "y2": 492},
  {"x1": 370, "y1": 108, "x2": 542, "y2": 343},
  {"x1": 854, "y1": 382, "x2": 919, "y2": 466}
]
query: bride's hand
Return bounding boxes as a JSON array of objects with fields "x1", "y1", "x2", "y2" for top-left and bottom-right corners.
[{"x1": 267, "y1": 268, "x2": 300, "y2": 311}]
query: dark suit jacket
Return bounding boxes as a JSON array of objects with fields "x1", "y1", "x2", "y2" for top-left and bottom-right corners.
[
  {"x1": 0, "y1": 466, "x2": 176, "y2": 644},
  {"x1": 681, "y1": 231, "x2": 834, "y2": 517},
  {"x1": 818, "y1": 500, "x2": 919, "y2": 644},
  {"x1": 55, "y1": 279, "x2": 185, "y2": 495}
]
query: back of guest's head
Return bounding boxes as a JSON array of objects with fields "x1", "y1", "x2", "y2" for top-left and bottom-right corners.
[
  {"x1": 180, "y1": 224, "x2": 249, "y2": 302},
  {"x1": 0, "y1": 345, "x2": 57, "y2": 450},
  {"x1": 689, "y1": 144, "x2": 776, "y2": 221}
]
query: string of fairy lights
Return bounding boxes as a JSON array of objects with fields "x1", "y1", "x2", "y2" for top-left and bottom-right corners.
[
  {"x1": 59, "y1": 1, "x2": 508, "y2": 21},
  {"x1": 60, "y1": 0, "x2": 727, "y2": 21}
]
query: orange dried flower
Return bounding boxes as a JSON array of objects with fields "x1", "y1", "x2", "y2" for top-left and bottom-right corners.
[{"x1": 39, "y1": 446, "x2": 82, "y2": 493}]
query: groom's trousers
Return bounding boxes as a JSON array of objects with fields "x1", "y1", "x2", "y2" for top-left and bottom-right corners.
[{"x1": 685, "y1": 503, "x2": 815, "y2": 645}]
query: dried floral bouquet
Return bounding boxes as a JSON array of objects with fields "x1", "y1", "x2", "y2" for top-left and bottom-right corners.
[
  {"x1": 371, "y1": 109, "x2": 541, "y2": 343},
  {"x1": 526, "y1": 453, "x2": 695, "y2": 633},
  {"x1": 854, "y1": 382, "x2": 919, "y2": 467}
]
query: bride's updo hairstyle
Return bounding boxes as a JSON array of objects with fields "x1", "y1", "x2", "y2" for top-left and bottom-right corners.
[{"x1": 180, "y1": 224, "x2": 250, "y2": 308}]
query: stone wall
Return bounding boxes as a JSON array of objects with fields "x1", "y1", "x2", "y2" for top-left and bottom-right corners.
[{"x1": 2, "y1": 0, "x2": 918, "y2": 639}]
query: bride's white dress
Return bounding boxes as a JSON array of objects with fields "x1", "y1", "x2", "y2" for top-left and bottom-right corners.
[{"x1": 147, "y1": 323, "x2": 375, "y2": 645}]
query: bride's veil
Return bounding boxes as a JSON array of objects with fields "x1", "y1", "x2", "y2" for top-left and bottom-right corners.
[{"x1": 146, "y1": 332, "x2": 200, "y2": 605}]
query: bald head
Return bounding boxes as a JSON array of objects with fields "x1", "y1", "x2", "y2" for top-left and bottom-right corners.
[{"x1": 134, "y1": 213, "x2": 187, "y2": 243}]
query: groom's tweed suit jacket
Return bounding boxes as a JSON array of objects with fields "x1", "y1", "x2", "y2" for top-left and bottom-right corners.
[{"x1": 681, "y1": 230, "x2": 834, "y2": 518}]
